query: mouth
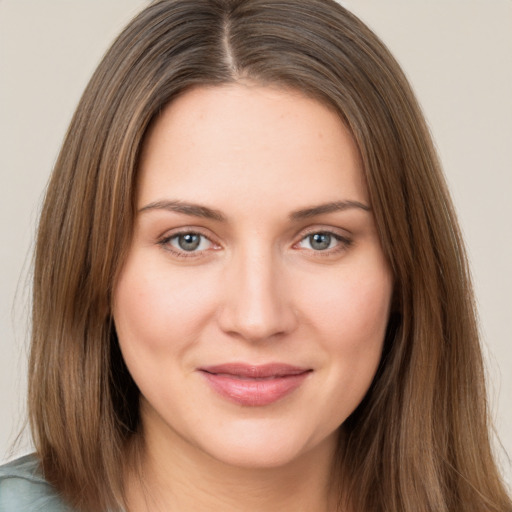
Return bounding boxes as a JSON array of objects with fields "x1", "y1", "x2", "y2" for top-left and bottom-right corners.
[{"x1": 198, "y1": 363, "x2": 312, "y2": 407}]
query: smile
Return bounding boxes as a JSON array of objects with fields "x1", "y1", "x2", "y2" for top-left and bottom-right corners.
[{"x1": 198, "y1": 363, "x2": 312, "y2": 407}]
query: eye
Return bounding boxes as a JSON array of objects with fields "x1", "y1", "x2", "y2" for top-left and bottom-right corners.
[
  {"x1": 296, "y1": 231, "x2": 351, "y2": 252},
  {"x1": 161, "y1": 231, "x2": 215, "y2": 255}
]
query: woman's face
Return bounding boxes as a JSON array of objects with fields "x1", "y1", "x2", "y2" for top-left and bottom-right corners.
[{"x1": 113, "y1": 84, "x2": 393, "y2": 470}]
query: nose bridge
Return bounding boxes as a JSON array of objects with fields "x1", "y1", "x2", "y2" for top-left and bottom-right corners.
[{"x1": 218, "y1": 241, "x2": 296, "y2": 341}]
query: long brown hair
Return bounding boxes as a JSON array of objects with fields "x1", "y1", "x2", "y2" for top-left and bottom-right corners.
[{"x1": 29, "y1": 1, "x2": 511, "y2": 510}]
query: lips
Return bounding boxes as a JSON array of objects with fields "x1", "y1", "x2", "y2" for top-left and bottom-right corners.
[{"x1": 198, "y1": 363, "x2": 312, "y2": 406}]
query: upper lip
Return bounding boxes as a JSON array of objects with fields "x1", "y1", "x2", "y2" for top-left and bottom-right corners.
[{"x1": 198, "y1": 363, "x2": 311, "y2": 379}]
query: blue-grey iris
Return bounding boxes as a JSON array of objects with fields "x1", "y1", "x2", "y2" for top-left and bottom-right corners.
[
  {"x1": 178, "y1": 233, "x2": 201, "y2": 251},
  {"x1": 309, "y1": 233, "x2": 331, "y2": 250}
]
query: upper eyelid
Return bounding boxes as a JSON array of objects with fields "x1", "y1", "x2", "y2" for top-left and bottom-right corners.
[
  {"x1": 295, "y1": 224, "x2": 352, "y2": 240},
  {"x1": 159, "y1": 226, "x2": 217, "y2": 242}
]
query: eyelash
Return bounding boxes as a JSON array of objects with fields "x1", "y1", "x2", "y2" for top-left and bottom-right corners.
[{"x1": 157, "y1": 228, "x2": 352, "y2": 258}]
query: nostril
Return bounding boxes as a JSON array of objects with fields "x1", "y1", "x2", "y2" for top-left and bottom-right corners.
[{"x1": 217, "y1": 298, "x2": 298, "y2": 343}]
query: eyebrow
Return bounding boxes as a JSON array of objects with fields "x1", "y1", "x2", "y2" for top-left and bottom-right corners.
[
  {"x1": 138, "y1": 200, "x2": 226, "y2": 221},
  {"x1": 289, "y1": 200, "x2": 371, "y2": 220},
  {"x1": 138, "y1": 199, "x2": 371, "y2": 222}
]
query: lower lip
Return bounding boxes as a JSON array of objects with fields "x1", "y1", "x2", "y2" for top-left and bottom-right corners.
[{"x1": 200, "y1": 371, "x2": 310, "y2": 406}]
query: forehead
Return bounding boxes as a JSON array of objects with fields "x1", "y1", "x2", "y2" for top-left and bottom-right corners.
[{"x1": 137, "y1": 84, "x2": 368, "y2": 212}]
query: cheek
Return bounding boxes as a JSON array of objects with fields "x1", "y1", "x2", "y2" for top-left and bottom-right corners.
[
  {"x1": 299, "y1": 259, "x2": 392, "y2": 399},
  {"x1": 113, "y1": 255, "x2": 218, "y2": 356},
  {"x1": 306, "y1": 268, "x2": 392, "y2": 344}
]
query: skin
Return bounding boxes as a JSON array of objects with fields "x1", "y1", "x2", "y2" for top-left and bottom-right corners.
[{"x1": 113, "y1": 83, "x2": 393, "y2": 511}]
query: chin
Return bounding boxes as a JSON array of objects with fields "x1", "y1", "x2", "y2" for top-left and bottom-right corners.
[{"x1": 191, "y1": 420, "x2": 338, "y2": 471}]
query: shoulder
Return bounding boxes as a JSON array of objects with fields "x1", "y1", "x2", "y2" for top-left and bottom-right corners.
[{"x1": 0, "y1": 454, "x2": 73, "y2": 512}]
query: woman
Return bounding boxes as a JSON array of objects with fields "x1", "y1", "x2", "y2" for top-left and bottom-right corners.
[{"x1": 0, "y1": 0, "x2": 510, "y2": 511}]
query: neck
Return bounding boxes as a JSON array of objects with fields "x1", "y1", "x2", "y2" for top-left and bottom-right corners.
[{"x1": 124, "y1": 418, "x2": 343, "y2": 512}]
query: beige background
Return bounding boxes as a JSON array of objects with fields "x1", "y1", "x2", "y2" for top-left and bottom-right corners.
[{"x1": 1, "y1": 0, "x2": 511, "y2": 488}]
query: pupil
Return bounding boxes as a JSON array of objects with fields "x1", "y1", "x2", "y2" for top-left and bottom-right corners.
[
  {"x1": 310, "y1": 233, "x2": 331, "y2": 250},
  {"x1": 178, "y1": 233, "x2": 200, "y2": 251}
]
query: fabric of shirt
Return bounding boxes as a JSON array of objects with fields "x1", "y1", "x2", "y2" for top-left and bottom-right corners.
[{"x1": 0, "y1": 454, "x2": 73, "y2": 512}]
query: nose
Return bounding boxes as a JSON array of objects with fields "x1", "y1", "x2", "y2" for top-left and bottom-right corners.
[{"x1": 217, "y1": 246, "x2": 298, "y2": 343}]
